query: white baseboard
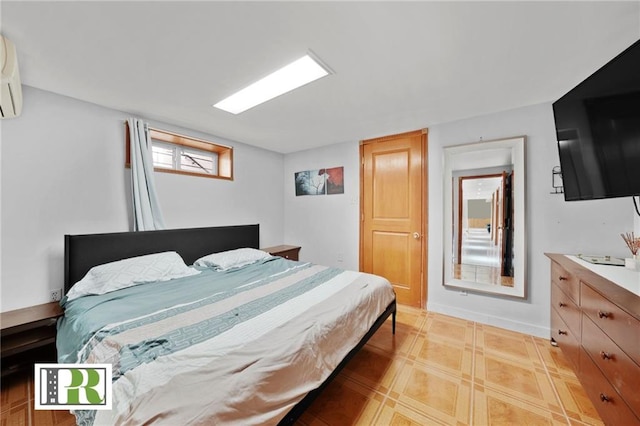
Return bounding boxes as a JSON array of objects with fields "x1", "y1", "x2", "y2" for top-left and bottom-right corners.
[{"x1": 426, "y1": 301, "x2": 549, "y2": 339}]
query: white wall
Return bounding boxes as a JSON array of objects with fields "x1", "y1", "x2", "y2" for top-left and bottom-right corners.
[
  {"x1": 1, "y1": 86, "x2": 284, "y2": 311},
  {"x1": 282, "y1": 102, "x2": 635, "y2": 338},
  {"x1": 427, "y1": 102, "x2": 633, "y2": 337},
  {"x1": 3, "y1": 87, "x2": 635, "y2": 337},
  {"x1": 283, "y1": 142, "x2": 360, "y2": 270}
]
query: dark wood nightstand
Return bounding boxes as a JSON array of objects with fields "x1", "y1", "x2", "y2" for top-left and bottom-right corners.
[
  {"x1": 262, "y1": 245, "x2": 301, "y2": 261},
  {"x1": 1, "y1": 302, "x2": 63, "y2": 376}
]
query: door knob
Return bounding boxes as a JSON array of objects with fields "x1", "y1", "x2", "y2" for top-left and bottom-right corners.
[{"x1": 413, "y1": 232, "x2": 421, "y2": 240}]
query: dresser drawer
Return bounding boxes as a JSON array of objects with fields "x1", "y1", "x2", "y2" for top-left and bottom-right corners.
[
  {"x1": 579, "y1": 348, "x2": 639, "y2": 426},
  {"x1": 581, "y1": 282, "x2": 640, "y2": 366},
  {"x1": 551, "y1": 282, "x2": 581, "y2": 337},
  {"x1": 582, "y1": 314, "x2": 640, "y2": 418},
  {"x1": 551, "y1": 306, "x2": 580, "y2": 369},
  {"x1": 551, "y1": 261, "x2": 579, "y2": 304}
]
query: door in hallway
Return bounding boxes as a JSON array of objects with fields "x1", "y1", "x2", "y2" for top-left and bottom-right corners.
[{"x1": 360, "y1": 130, "x2": 427, "y2": 308}]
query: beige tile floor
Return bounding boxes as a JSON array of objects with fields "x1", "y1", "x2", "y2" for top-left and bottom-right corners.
[
  {"x1": 298, "y1": 305, "x2": 602, "y2": 425},
  {"x1": 1, "y1": 305, "x2": 602, "y2": 426}
]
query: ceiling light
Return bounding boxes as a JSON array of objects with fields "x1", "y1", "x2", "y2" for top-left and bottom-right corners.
[{"x1": 213, "y1": 54, "x2": 331, "y2": 114}]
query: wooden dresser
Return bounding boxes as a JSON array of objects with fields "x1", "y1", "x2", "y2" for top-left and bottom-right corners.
[{"x1": 546, "y1": 254, "x2": 640, "y2": 425}]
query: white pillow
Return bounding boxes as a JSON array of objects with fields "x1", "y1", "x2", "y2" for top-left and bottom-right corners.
[
  {"x1": 66, "y1": 251, "x2": 200, "y2": 301},
  {"x1": 194, "y1": 248, "x2": 272, "y2": 271}
]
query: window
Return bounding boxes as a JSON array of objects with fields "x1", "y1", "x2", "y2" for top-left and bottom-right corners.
[
  {"x1": 126, "y1": 123, "x2": 233, "y2": 180},
  {"x1": 151, "y1": 141, "x2": 219, "y2": 176}
]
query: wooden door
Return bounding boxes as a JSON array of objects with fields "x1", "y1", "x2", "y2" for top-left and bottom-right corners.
[
  {"x1": 360, "y1": 130, "x2": 427, "y2": 308},
  {"x1": 497, "y1": 171, "x2": 506, "y2": 274},
  {"x1": 501, "y1": 171, "x2": 514, "y2": 276}
]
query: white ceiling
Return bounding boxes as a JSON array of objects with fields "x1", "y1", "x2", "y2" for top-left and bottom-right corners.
[
  {"x1": 2, "y1": 1, "x2": 639, "y2": 154},
  {"x1": 463, "y1": 176, "x2": 502, "y2": 201}
]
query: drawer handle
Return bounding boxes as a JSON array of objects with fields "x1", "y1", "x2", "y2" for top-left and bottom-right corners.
[
  {"x1": 559, "y1": 276, "x2": 568, "y2": 281},
  {"x1": 599, "y1": 393, "x2": 611, "y2": 403},
  {"x1": 558, "y1": 302, "x2": 566, "y2": 308},
  {"x1": 600, "y1": 351, "x2": 612, "y2": 360},
  {"x1": 558, "y1": 329, "x2": 568, "y2": 335},
  {"x1": 597, "y1": 310, "x2": 610, "y2": 319}
]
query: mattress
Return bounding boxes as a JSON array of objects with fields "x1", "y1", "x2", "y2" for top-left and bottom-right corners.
[{"x1": 57, "y1": 257, "x2": 395, "y2": 425}]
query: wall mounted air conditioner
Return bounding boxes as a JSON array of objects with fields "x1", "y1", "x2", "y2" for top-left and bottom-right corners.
[{"x1": 1, "y1": 35, "x2": 23, "y2": 118}]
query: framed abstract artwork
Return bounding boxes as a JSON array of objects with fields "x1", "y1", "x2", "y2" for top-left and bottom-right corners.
[{"x1": 295, "y1": 166, "x2": 344, "y2": 196}]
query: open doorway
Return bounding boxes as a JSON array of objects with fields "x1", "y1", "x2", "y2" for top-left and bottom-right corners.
[{"x1": 454, "y1": 172, "x2": 514, "y2": 287}]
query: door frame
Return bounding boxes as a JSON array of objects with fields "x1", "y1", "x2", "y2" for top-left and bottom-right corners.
[
  {"x1": 456, "y1": 173, "x2": 504, "y2": 265},
  {"x1": 358, "y1": 129, "x2": 428, "y2": 308}
]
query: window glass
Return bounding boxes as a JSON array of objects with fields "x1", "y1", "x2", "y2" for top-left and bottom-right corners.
[
  {"x1": 180, "y1": 148, "x2": 218, "y2": 175},
  {"x1": 151, "y1": 143, "x2": 175, "y2": 170}
]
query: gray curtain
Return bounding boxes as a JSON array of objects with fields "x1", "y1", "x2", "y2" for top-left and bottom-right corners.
[{"x1": 128, "y1": 117, "x2": 165, "y2": 231}]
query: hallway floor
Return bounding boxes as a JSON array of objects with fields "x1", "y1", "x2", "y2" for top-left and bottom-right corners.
[
  {"x1": 461, "y1": 228, "x2": 500, "y2": 267},
  {"x1": 455, "y1": 228, "x2": 514, "y2": 287},
  {"x1": 1, "y1": 306, "x2": 602, "y2": 425}
]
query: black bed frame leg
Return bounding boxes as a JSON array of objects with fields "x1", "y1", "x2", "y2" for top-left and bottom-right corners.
[{"x1": 392, "y1": 310, "x2": 396, "y2": 334}]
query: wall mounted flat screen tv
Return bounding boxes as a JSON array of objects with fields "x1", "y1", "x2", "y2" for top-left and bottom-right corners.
[{"x1": 552, "y1": 39, "x2": 640, "y2": 201}]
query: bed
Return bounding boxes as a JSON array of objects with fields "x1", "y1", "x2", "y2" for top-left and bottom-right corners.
[{"x1": 59, "y1": 224, "x2": 396, "y2": 425}]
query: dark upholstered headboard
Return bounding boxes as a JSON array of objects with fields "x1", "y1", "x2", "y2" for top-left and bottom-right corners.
[{"x1": 64, "y1": 224, "x2": 259, "y2": 293}]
